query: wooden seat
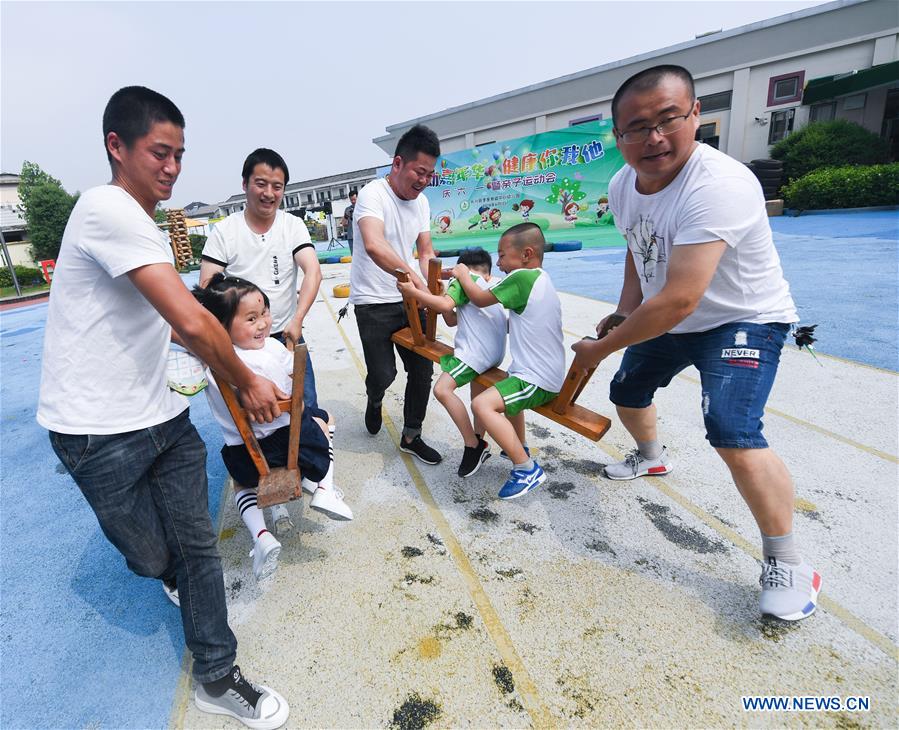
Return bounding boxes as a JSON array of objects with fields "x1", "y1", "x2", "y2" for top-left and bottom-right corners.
[
  {"x1": 211, "y1": 343, "x2": 307, "y2": 508},
  {"x1": 391, "y1": 259, "x2": 612, "y2": 441}
]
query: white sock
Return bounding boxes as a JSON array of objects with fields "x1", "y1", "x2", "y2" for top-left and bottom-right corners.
[
  {"x1": 234, "y1": 488, "x2": 267, "y2": 540},
  {"x1": 318, "y1": 445, "x2": 335, "y2": 491}
]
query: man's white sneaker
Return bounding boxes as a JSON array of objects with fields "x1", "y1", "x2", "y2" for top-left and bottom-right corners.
[
  {"x1": 250, "y1": 532, "x2": 281, "y2": 581},
  {"x1": 310, "y1": 485, "x2": 353, "y2": 521},
  {"x1": 759, "y1": 557, "x2": 822, "y2": 621},
  {"x1": 603, "y1": 447, "x2": 672, "y2": 480},
  {"x1": 269, "y1": 504, "x2": 294, "y2": 537}
]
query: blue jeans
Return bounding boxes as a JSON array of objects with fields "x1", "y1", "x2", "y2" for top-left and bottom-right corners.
[
  {"x1": 609, "y1": 322, "x2": 791, "y2": 449},
  {"x1": 271, "y1": 332, "x2": 318, "y2": 411},
  {"x1": 49, "y1": 409, "x2": 236, "y2": 683}
]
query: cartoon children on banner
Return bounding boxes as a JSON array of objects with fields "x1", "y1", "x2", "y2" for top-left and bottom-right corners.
[
  {"x1": 468, "y1": 204, "x2": 491, "y2": 230},
  {"x1": 489, "y1": 208, "x2": 502, "y2": 228},
  {"x1": 563, "y1": 200, "x2": 580, "y2": 222},
  {"x1": 512, "y1": 199, "x2": 534, "y2": 221},
  {"x1": 596, "y1": 196, "x2": 609, "y2": 222},
  {"x1": 436, "y1": 214, "x2": 452, "y2": 234}
]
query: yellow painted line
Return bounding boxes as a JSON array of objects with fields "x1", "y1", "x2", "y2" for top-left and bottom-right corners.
[
  {"x1": 323, "y1": 294, "x2": 556, "y2": 729},
  {"x1": 592, "y1": 436, "x2": 899, "y2": 661}
]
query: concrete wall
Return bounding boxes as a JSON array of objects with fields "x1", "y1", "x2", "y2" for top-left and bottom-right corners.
[{"x1": 374, "y1": 1, "x2": 899, "y2": 164}]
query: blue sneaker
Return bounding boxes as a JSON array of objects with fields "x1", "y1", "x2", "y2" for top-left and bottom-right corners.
[
  {"x1": 498, "y1": 462, "x2": 546, "y2": 500},
  {"x1": 499, "y1": 446, "x2": 530, "y2": 461}
]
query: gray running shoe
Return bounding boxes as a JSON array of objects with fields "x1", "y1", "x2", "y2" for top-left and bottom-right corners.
[
  {"x1": 759, "y1": 557, "x2": 822, "y2": 621},
  {"x1": 603, "y1": 447, "x2": 672, "y2": 480},
  {"x1": 195, "y1": 666, "x2": 289, "y2": 730}
]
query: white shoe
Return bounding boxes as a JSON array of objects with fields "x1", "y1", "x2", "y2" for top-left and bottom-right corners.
[
  {"x1": 250, "y1": 532, "x2": 281, "y2": 581},
  {"x1": 269, "y1": 504, "x2": 294, "y2": 536},
  {"x1": 301, "y1": 478, "x2": 317, "y2": 496},
  {"x1": 310, "y1": 485, "x2": 353, "y2": 521},
  {"x1": 603, "y1": 447, "x2": 672, "y2": 480},
  {"x1": 759, "y1": 558, "x2": 822, "y2": 621},
  {"x1": 162, "y1": 579, "x2": 180, "y2": 607}
]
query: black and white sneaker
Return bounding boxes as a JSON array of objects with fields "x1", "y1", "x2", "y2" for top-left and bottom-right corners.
[
  {"x1": 458, "y1": 439, "x2": 491, "y2": 477},
  {"x1": 162, "y1": 578, "x2": 179, "y2": 607},
  {"x1": 195, "y1": 665, "x2": 289, "y2": 730},
  {"x1": 364, "y1": 400, "x2": 382, "y2": 435},
  {"x1": 399, "y1": 435, "x2": 443, "y2": 465}
]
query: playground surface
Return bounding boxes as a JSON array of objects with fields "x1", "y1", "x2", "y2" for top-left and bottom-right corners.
[{"x1": 1, "y1": 211, "x2": 897, "y2": 728}]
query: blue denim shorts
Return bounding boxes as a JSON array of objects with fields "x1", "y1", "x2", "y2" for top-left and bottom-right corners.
[{"x1": 609, "y1": 322, "x2": 790, "y2": 449}]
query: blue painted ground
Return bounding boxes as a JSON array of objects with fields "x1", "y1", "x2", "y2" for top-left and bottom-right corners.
[
  {"x1": 0, "y1": 273, "x2": 230, "y2": 729},
  {"x1": 0, "y1": 210, "x2": 896, "y2": 729},
  {"x1": 534, "y1": 210, "x2": 898, "y2": 372}
]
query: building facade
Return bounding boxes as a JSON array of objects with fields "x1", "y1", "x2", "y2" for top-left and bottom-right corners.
[{"x1": 372, "y1": 0, "x2": 898, "y2": 164}]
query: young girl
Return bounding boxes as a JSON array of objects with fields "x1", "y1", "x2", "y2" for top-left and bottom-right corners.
[{"x1": 194, "y1": 273, "x2": 352, "y2": 581}]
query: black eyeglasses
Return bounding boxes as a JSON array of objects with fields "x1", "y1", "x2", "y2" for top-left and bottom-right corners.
[{"x1": 616, "y1": 112, "x2": 693, "y2": 144}]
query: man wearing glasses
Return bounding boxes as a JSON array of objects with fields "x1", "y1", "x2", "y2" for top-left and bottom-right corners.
[{"x1": 572, "y1": 65, "x2": 819, "y2": 623}]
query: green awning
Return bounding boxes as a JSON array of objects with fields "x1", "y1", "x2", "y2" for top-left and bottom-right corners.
[{"x1": 803, "y1": 60, "x2": 899, "y2": 105}]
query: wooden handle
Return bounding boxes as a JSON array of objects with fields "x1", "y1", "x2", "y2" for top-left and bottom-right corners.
[
  {"x1": 394, "y1": 269, "x2": 425, "y2": 346},
  {"x1": 425, "y1": 258, "x2": 441, "y2": 342}
]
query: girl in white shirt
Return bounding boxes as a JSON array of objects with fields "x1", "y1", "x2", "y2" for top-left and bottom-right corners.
[{"x1": 194, "y1": 274, "x2": 352, "y2": 581}]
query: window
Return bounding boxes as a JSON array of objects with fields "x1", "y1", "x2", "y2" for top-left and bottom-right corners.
[
  {"x1": 698, "y1": 90, "x2": 732, "y2": 112},
  {"x1": 767, "y1": 71, "x2": 805, "y2": 106},
  {"x1": 768, "y1": 108, "x2": 795, "y2": 144},
  {"x1": 695, "y1": 122, "x2": 720, "y2": 149},
  {"x1": 810, "y1": 102, "x2": 836, "y2": 122},
  {"x1": 569, "y1": 113, "x2": 602, "y2": 126},
  {"x1": 843, "y1": 93, "x2": 866, "y2": 111}
]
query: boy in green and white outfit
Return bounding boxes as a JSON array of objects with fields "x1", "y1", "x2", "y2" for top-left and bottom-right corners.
[
  {"x1": 452, "y1": 223, "x2": 564, "y2": 499},
  {"x1": 397, "y1": 249, "x2": 510, "y2": 477}
]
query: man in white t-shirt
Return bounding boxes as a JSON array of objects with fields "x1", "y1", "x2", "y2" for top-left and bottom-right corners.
[
  {"x1": 349, "y1": 124, "x2": 443, "y2": 464},
  {"x1": 200, "y1": 148, "x2": 322, "y2": 409},
  {"x1": 571, "y1": 65, "x2": 820, "y2": 623},
  {"x1": 37, "y1": 87, "x2": 290, "y2": 728}
]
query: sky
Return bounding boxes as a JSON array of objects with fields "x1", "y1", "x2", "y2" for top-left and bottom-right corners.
[{"x1": 1, "y1": 0, "x2": 832, "y2": 208}]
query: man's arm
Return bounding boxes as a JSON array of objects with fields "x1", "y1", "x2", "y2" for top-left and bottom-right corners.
[
  {"x1": 357, "y1": 217, "x2": 427, "y2": 290},
  {"x1": 451, "y1": 263, "x2": 499, "y2": 308},
  {"x1": 128, "y1": 263, "x2": 287, "y2": 422},
  {"x1": 572, "y1": 241, "x2": 727, "y2": 369},
  {"x1": 396, "y1": 278, "x2": 455, "y2": 313},
  {"x1": 198, "y1": 258, "x2": 225, "y2": 288},
  {"x1": 283, "y1": 247, "x2": 322, "y2": 345},
  {"x1": 415, "y1": 231, "x2": 435, "y2": 281}
]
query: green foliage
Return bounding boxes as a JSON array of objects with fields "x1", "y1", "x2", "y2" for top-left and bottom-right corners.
[
  {"x1": 154, "y1": 206, "x2": 167, "y2": 224},
  {"x1": 770, "y1": 120, "x2": 889, "y2": 183},
  {"x1": 781, "y1": 163, "x2": 899, "y2": 211},
  {"x1": 0, "y1": 265, "x2": 45, "y2": 288},
  {"x1": 17, "y1": 161, "x2": 62, "y2": 214},
  {"x1": 188, "y1": 233, "x2": 207, "y2": 260},
  {"x1": 26, "y1": 184, "x2": 79, "y2": 262}
]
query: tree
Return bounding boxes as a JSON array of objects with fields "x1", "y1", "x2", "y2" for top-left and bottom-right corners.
[
  {"x1": 17, "y1": 160, "x2": 63, "y2": 215},
  {"x1": 26, "y1": 183, "x2": 78, "y2": 262},
  {"x1": 771, "y1": 119, "x2": 890, "y2": 183},
  {"x1": 189, "y1": 233, "x2": 207, "y2": 261}
]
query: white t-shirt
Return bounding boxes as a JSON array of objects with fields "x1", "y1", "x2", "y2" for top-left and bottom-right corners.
[
  {"x1": 489, "y1": 268, "x2": 565, "y2": 392},
  {"x1": 205, "y1": 338, "x2": 293, "y2": 446},
  {"x1": 608, "y1": 144, "x2": 798, "y2": 334},
  {"x1": 445, "y1": 273, "x2": 507, "y2": 374},
  {"x1": 349, "y1": 177, "x2": 430, "y2": 305},
  {"x1": 37, "y1": 185, "x2": 188, "y2": 434},
  {"x1": 202, "y1": 210, "x2": 314, "y2": 333}
]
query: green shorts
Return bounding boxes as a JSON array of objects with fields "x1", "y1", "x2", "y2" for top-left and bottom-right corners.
[
  {"x1": 440, "y1": 354, "x2": 479, "y2": 386},
  {"x1": 493, "y1": 376, "x2": 558, "y2": 417}
]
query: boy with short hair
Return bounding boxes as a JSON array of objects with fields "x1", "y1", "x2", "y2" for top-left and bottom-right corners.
[
  {"x1": 452, "y1": 223, "x2": 565, "y2": 499},
  {"x1": 397, "y1": 249, "x2": 511, "y2": 477}
]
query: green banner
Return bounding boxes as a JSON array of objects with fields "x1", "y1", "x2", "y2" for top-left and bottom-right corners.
[{"x1": 422, "y1": 121, "x2": 624, "y2": 248}]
